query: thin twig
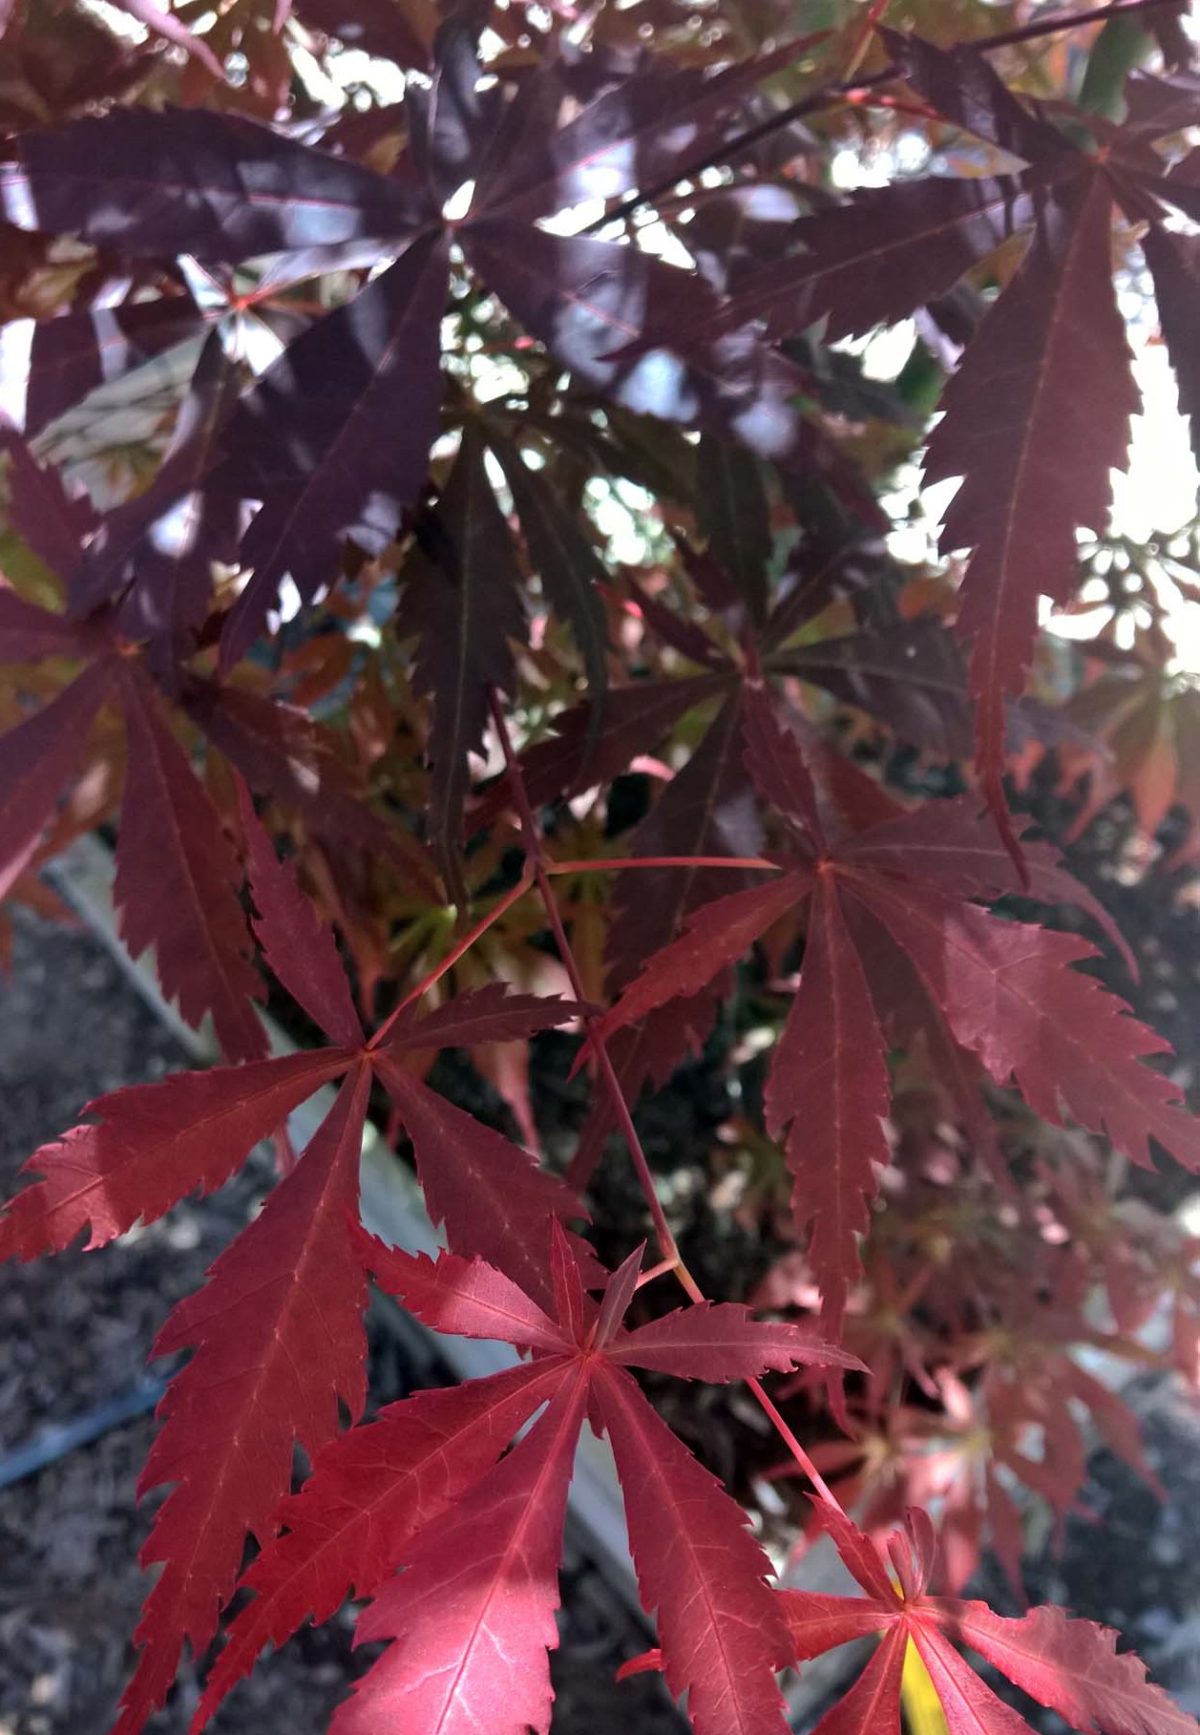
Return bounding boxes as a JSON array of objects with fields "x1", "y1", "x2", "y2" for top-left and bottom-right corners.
[
  {"x1": 546, "y1": 854, "x2": 778, "y2": 876},
  {"x1": 749, "y1": 1379, "x2": 841, "y2": 1510},
  {"x1": 367, "y1": 873, "x2": 534, "y2": 1049},
  {"x1": 488, "y1": 693, "x2": 683, "y2": 1266},
  {"x1": 486, "y1": 689, "x2": 847, "y2": 1509},
  {"x1": 841, "y1": 0, "x2": 893, "y2": 81},
  {"x1": 635, "y1": 1256, "x2": 679, "y2": 1290}
]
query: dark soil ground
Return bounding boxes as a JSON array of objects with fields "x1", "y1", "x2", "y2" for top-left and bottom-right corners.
[{"x1": 0, "y1": 909, "x2": 684, "y2": 1735}]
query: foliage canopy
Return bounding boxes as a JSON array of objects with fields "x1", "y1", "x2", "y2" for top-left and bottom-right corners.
[{"x1": 1, "y1": 0, "x2": 1199, "y2": 1731}]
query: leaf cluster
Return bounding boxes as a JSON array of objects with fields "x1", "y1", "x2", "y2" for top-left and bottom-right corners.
[{"x1": 1, "y1": 3, "x2": 1199, "y2": 1733}]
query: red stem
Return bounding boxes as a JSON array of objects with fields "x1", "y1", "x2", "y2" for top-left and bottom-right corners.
[
  {"x1": 367, "y1": 872, "x2": 533, "y2": 1049},
  {"x1": 635, "y1": 1256, "x2": 679, "y2": 1290},
  {"x1": 750, "y1": 1380, "x2": 841, "y2": 1510},
  {"x1": 546, "y1": 854, "x2": 778, "y2": 876},
  {"x1": 847, "y1": 91, "x2": 943, "y2": 123},
  {"x1": 486, "y1": 690, "x2": 847, "y2": 1510},
  {"x1": 487, "y1": 693, "x2": 683, "y2": 1265},
  {"x1": 842, "y1": 0, "x2": 892, "y2": 79}
]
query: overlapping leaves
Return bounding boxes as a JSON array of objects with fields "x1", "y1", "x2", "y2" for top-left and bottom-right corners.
[
  {"x1": 598, "y1": 689, "x2": 1200, "y2": 1328},
  {"x1": 0, "y1": 14, "x2": 1198, "y2": 1735},
  {"x1": 192, "y1": 1222, "x2": 853, "y2": 1735},
  {"x1": 637, "y1": 25, "x2": 1198, "y2": 843},
  {"x1": 0, "y1": 27, "x2": 826, "y2": 668},
  {"x1": 0, "y1": 802, "x2": 590, "y2": 1729},
  {"x1": 781, "y1": 1508, "x2": 1199, "y2": 1735},
  {"x1": 0, "y1": 429, "x2": 417, "y2": 1056}
]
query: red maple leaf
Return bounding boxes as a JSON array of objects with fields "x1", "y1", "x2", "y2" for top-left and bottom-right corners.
[
  {"x1": 775, "y1": 1506, "x2": 1200, "y2": 1735},
  {"x1": 596, "y1": 690, "x2": 1200, "y2": 1329},
  {"x1": 634, "y1": 26, "x2": 1194, "y2": 852},
  {"x1": 192, "y1": 1222, "x2": 857, "y2": 1735},
  {"x1": 0, "y1": 451, "x2": 428, "y2": 1056},
  {"x1": 625, "y1": 1500, "x2": 1198, "y2": 1735},
  {"x1": 0, "y1": 792, "x2": 590, "y2": 1728}
]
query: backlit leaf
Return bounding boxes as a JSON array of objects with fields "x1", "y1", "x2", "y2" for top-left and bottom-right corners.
[{"x1": 219, "y1": 231, "x2": 449, "y2": 667}]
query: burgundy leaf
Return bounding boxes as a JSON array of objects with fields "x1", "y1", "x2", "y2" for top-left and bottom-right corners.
[
  {"x1": 764, "y1": 869, "x2": 892, "y2": 1332},
  {"x1": 593, "y1": 1244, "x2": 645, "y2": 1348},
  {"x1": 1121, "y1": 67, "x2": 1200, "y2": 139},
  {"x1": 909, "y1": 1626, "x2": 1038, "y2": 1735},
  {"x1": 408, "y1": 15, "x2": 498, "y2": 206},
  {"x1": 927, "y1": 1599, "x2": 1200, "y2": 1735},
  {"x1": 592, "y1": 1361, "x2": 793, "y2": 1735},
  {"x1": 0, "y1": 661, "x2": 113, "y2": 900},
  {"x1": 331, "y1": 1372, "x2": 586, "y2": 1735},
  {"x1": 486, "y1": 426, "x2": 610, "y2": 713},
  {"x1": 399, "y1": 425, "x2": 526, "y2": 904},
  {"x1": 703, "y1": 171, "x2": 1052, "y2": 345},
  {"x1": 464, "y1": 221, "x2": 809, "y2": 464},
  {"x1": 470, "y1": 673, "x2": 732, "y2": 829},
  {"x1": 476, "y1": 35, "x2": 822, "y2": 222},
  {"x1": 1, "y1": 109, "x2": 426, "y2": 260},
  {"x1": 846, "y1": 870, "x2": 1200, "y2": 1174},
  {"x1": 1153, "y1": 150, "x2": 1200, "y2": 224},
  {"x1": 806, "y1": 731, "x2": 908, "y2": 839},
  {"x1": 926, "y1": 170, "x2": 1139, "y2": 830},
  {"x1": 596, "y1": 870, "x2": 808, "y2": 1043},
  {"x1": 1141, "y1": 223, "x2": 1200, "y2": 463},
  {"x1": 354, "y1": 1233, "x2": 571, "y2": 1354},
  {"x1": 22, "y1": 295, "x2": 203, "y2": 438},
  {"x1": 374, "y1": 1057, "x2": 598, "y2": 1312},
  {"x1": 237, "y1": 780, "x2": 363, "y2": 1049},
  {"x1": 838, "y1": 795, "x2": 1136, "y2": 976},
  {"x1": 770, "y1": 619, "x2": 975, "y2": 759},
  {"x1": 696, "y1": 433, "x2": 770, "y2": 622},
  {"x1": 608, "y1": 1301, "x2": 860, "y2": 1380},
  {"x1": 607, "y1": 692, "x2": 766, "y2": 994},
  {"x1": 219, "y1": 231, "x2": 449, "y2": 666},
  {"x1": 114, "y1": 664, "x2": 267, "y2": 1061},
  {"x1": 584, "y1": 693, "x2": 769, "y2": 1156},
  {"x1": 377, "y1": 983, "x2": 586, "y2": 1055},
  {"x1": 549, "y1": 1215, "x2": 590, "y2": 1344},
  {"x1": 0, "y1": 420, "x2": 93, "y2": 579},
  {"x1": 184, "y1": 679, "x2": 434, "y2": 889},
  {"x1": 194, "y1": 1361, "x2": 563, "y2": 1728},
  {"x1": 741, "y1": 680, "x2": 827, "y2": 851},
  {"x1": 622, "y1": 570, "x2": 728, "y2": 670},
  {"x1": 1145, "y1": 6, "x2": 1193, "y2": 74},
  {"x1": 806, "y1": 1625, "x2": 906, "y2": 1735},
  {"x1": 781, "y1": 1508, "x2": 1200, "y2": 1735},
  {"x1": 815, "y1": 1504, "x2": 902, "y2": 1604},
  {"x1": 0, "y1": 588, "x2": 90, "y2": 664},
  {"x1": 75, "y1": 331, "x2": 241, "y2": 644},
  {"x1": 782, "y1": 1593, "x2": 901, "y2": 1661},
  {"x1": 880, "y1": 27, "x2": 1070, "y2": 161}
]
